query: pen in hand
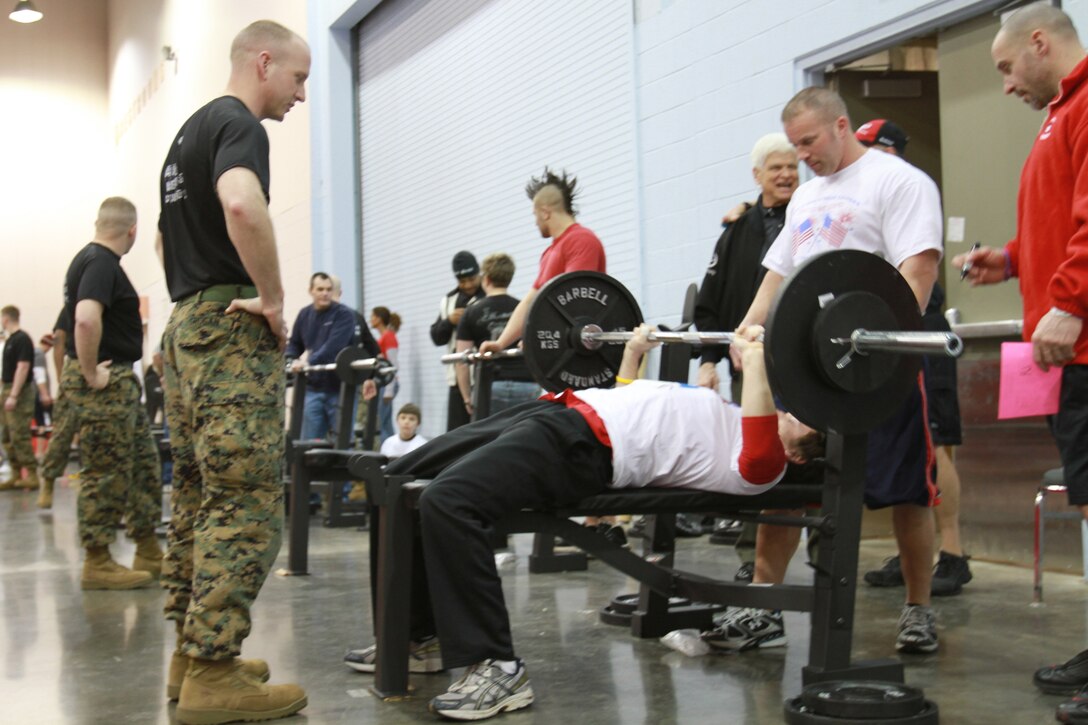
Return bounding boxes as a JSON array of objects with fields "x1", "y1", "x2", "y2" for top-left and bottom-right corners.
[{"x1": 960, "y1": 241, "x2": 981, "y2": 281}]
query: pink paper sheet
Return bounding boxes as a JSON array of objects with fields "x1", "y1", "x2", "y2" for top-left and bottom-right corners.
[{"x1": 998, "y1": 342, "x2": 1062, "y2": 419}]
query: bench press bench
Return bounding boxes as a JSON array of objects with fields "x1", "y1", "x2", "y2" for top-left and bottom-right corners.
[{"x1": 353, "y1": 427, "x2": 902, "y2": 700}]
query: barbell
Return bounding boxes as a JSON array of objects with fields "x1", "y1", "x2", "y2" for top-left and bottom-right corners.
[
  {"x1": 289, "y1": 347, "x2": 397, "y2": 388},
  {"x1": 444, "y1": 253, "x2": 964, "y2": 435}
]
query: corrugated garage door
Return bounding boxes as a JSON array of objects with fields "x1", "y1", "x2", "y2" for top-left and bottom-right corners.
[{"x1": 355, "y1": 0, "x2": 638, "y2": 435}]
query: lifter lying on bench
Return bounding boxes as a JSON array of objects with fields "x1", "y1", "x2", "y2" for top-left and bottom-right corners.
[{"x1": 346, "y1": 324, "x2": 825, "y2": 721}]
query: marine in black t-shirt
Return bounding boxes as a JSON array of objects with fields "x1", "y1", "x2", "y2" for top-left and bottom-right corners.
[
  {"x1": 2, "y1": 328, "x2": 34, "y2": 383},
  {"x1": 158, "y1": 96, "x2": 270, "y2": 301},
  {"x1": 63, "y1": 243, "x2": 143, "y2": 365}
]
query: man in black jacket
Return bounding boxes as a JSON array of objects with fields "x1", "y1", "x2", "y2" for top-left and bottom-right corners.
[
  {"x1": 693, "y1": 132, "x2": 798, "y2": 570},
  {"x1": 430, "y1": 251, "x2": 484, "y2": 431}
]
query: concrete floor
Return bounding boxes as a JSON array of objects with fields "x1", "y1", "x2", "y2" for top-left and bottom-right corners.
[{"x1": 1, "y1": 472, "x2": 1084, "y2": 725}]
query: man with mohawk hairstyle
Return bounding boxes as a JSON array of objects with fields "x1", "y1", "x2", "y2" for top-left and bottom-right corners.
[{"x1": 479, "y1": 167, "x2": 606, "y2": 356}]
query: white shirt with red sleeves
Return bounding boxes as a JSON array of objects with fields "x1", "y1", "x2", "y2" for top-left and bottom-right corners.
[{"x1": 573, "y1": 379, "x2": 784, "y2": 494}]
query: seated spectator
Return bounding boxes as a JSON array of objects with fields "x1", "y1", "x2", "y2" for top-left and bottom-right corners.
[{"x1": 379, "y1": 403, "x2": 428, "y2": 458}]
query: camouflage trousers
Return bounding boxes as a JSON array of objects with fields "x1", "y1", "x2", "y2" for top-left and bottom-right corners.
[
  {"x1": 67, "y1": 362, "x2": 163, "y2": 548},
  {"x1": 162, "y1": 297, "x2": 285, "y2": 660},
  {"x1": 41, "y1": 358, "x2": 78, "y2": 481},
  {"x1": 1, "y1": 382, "x2": 37, "y2": 473}
]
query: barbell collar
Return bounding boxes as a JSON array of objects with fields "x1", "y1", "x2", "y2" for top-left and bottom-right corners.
[
  {"x1": 841, "y1": 329, "x2": 964, "y2": 358},
  {"x1": 441, "y1": 349, "x2": 524, "y2": 365}
]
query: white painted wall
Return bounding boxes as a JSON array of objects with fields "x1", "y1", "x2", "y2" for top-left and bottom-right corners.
[
  {"x1": 107, "y1": 0, "x2": 312, "y2": 351},
  {"x1": 0, "y1": 0, "x2": 110, "y2": 369}
]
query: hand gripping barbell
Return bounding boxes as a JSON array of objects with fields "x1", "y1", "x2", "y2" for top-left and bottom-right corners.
[{"x1": 289, "y1": 347, "x2": 397, "y2": 388}]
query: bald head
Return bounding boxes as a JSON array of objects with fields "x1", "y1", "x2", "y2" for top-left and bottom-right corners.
[
  {"x1": 998, "y1": 2, "x2": 1079, "y2": 46},
  {"x1": 230, "y1": 20, "x2": 304, "y2": 66},
  {"x1": 992, "y1": 3, "x2": 1085, "y2": 111}
]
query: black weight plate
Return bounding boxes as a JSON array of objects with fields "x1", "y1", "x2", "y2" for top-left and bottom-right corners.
[
  {"x1": 801, "y1": 680, "x2": 926, "y2": 719},
  {"x1": 765, "y1": 250, "x2": 922, "y2": 435},
  {"x1": 682, "y1": 283, "x2": 698, "y2": 326},
  {"x1": 784, "y1": 696, "x2": 939, "y2": 725},
  {"x1": 523, "y1": 271, "x2": 643, "y2": 393},
  {"x1": 335, "y1": 346, "x2": 369, "y2": 385},
  {"x1": 813, "y1": 292, "x2": 901, "y2": 394}
]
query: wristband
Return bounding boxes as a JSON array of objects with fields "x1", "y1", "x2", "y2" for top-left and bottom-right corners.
[
  {"x1": 1003, "y1": 249, "x2": 1013, "y2": 280},
  {"x1": 615, "y1": 376, "x2": 634, "y2": 385}
]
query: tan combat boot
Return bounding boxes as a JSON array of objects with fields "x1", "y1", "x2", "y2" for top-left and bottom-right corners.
[
  {"x1": 347, "y1": 481, "x2": 367, "y2": 502},
  {"x1": 167, "y1": 652, "x2": 271, "y2": 701},
  {"x1": 37, "y1": 477, "x2": 54, "y2": 509},
  {"x1": 176, "y1": 658, "x2": 306, "y2": 724},
  {"x1": 81, "y1": 546, "x2": 155, "y2": 590},
  {"x1": 132, "y1": 535, "x2": 164, "y2": 578}
]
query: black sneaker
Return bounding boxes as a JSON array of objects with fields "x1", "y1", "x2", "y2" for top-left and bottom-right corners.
[
  {"x1": 1037, "y1": 649, "x2": 1088, "y2": 695},
  {"x1": 734, "y1": 561, "x2": 754, "y2": 583},
  {"x1": 931, "y1": 550, "x2": 972, "y2": 596},
  {"x1": 675, "y1": 514, "x2": 705, "y2": 538},
  {"x1": 597, "y1": 523, "x2": 629, "y2": 549},
  {"x1": 1057, "y1": 683, "x2": 1088, "y2": 723},
  {"x1": 864, "y1": 555, "x2": 904, "y2": 587}
]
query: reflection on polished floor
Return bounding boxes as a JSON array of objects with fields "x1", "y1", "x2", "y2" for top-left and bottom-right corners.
[{"x1": 1, "y1": 457, "x2": 1084, "y2": 725}]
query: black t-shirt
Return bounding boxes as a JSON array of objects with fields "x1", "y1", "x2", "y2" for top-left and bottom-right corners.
[
  {"x1": 2, "y1": 329, "x2": 33, "y2": 383},
  {"x1": 456, "y1": 294, "x2": 531, "y2": 381},
  {"x1": 456, "y1": 294, "x2": 519, "y2": 347},
  {"x1": 158, "y1": 96, "x2": 270, "y2": 301},
  {"x1": 63, "y1": 243, "x2": 143, "y2": 364},
  {"x1": 54, "y1": 307, "x2": 72, "y2": 335}
]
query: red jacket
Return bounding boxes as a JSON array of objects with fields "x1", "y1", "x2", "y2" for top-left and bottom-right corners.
[{"x1": 1007, "y1": 55, "x2": 1088, "y2": 363}]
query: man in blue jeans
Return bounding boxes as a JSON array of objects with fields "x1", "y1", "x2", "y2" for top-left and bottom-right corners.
[{"x1": 287, "y1": 272, "x2": 357, "y2": 439}]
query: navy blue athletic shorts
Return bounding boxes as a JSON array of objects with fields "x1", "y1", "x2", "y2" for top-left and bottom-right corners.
[{"x1": 863, "y1": 374, "x2": 937, "y2": 509}]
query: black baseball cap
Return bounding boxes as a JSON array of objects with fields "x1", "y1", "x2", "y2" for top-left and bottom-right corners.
[
  {"x1": 856, "y1": 119, "x2": 909, "y2": 155},
  {"x1": 452, "y1": 251, "x2": 480, "y2": 279}
]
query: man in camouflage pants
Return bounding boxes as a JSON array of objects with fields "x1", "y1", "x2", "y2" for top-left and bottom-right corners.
[
  {"x1": 38, "y1": 309, "x2": 75, "y2": 508},
  {"x1": 155, "y1": 20, "x2": 309, "y2": 724},
  {"x1": 0, "y1": 305, "x2": 40, "y2": 491},
  {"x1": 63, "y1": 196, "x2": 163, "y2": 591}
]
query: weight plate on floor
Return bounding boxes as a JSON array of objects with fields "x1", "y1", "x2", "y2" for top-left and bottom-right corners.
[
  {"x1": 523, "y1": 271, "x2": 643, "y2": 393},
  {"x1": 801, "y1": 680, "x2": 926, "y2": 719},
  {"x1": 765, "y1": 250, "x2": 921, "y2": 435},
  {"x1": 784, "y1": 696, "x2": 939, "y2": 725}
]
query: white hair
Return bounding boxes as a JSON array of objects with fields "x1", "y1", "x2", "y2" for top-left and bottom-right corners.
[{"x1": 750, "y1": 133, "x2": 796, "y2": 170}]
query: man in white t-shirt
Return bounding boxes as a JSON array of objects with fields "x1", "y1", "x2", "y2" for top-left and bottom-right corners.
[
  {"x1": 733, "y1": 87, "x2": 942, "y2": 656},
  {"x1": 344, "y1": 325, "x2": 824, "y2": 721},
  {"x1": 379, "y1": 403, "x2": 428, "y2": 458}
]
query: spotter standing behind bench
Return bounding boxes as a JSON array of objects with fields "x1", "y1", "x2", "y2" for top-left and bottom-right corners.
[{"x1": 346, "y1": 324, "x2": 824, "y2": 721}]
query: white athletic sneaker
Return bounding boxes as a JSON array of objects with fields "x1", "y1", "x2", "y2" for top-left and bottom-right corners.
[
  {"x1": 343, "y1": 635, "x2": 444, "y2": 673},
  {"x1": 429, "y1": 658, "x2": 534, "y2": 721}
]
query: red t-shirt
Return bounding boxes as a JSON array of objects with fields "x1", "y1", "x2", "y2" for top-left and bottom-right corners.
[
  {"x1": 532, "y1": 223, "x2": 607, "y2": 289},
  {"x1": 378, "y1": 329, "x2": 398, "y2": 357},
  {"x1": 1007, "y1": 55, "x2": 1088, "y2": 363}
]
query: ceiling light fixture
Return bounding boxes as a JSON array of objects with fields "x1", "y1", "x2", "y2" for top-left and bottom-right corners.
[{"x1": 9, "y1": 0, "x2": 42, "y2": 23}]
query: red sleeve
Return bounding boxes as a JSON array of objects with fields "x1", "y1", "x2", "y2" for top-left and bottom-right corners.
[
  {"x1": 1051, "y1": 102, "x2": 1088, "y2": 319},
  {"x1": 738, "y1": 415, "x2": 787, "y2": 485}
]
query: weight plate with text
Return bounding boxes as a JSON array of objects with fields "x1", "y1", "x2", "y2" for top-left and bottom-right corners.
[
  {"x1": 523, "y1": 271, "x2": 643, "y2": 393},
  {"x1": 765, "y1": 250, "x2": 922, "y2": 435}
]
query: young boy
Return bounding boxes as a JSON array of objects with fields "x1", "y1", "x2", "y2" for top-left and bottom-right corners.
[
  {"x1": 379, "y1": 403, "x2": 428, "y2": 459},
  {"x1": 346, "y1": 325, "x2": 823, "y2": 720}
]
